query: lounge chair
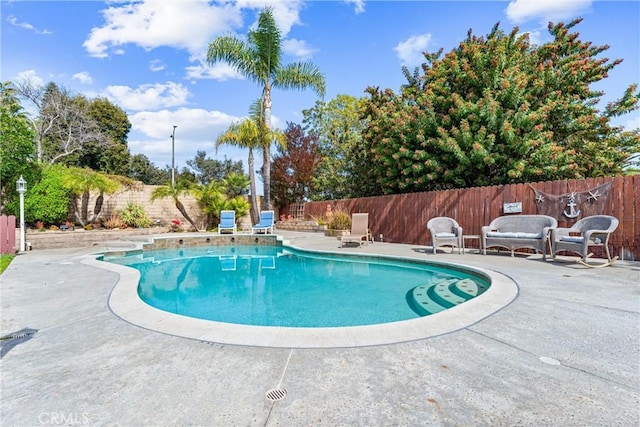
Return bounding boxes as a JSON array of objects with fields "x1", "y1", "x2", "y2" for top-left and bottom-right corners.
[
  {"x1": 252, "y1": 210, "x2": 275, "y2": 234},
  {"x1": 340, "y1": 213, "x2": 373, "y2": 247},
  {"x1": 427, "y1": 217, "x2": 463, "y2": 254},
  {"x1": 218, "y1": 210, "x2": 237, "y2": 235},
  {"x1": 552, "y1": 215, "x2": 619, "y2": 267}
]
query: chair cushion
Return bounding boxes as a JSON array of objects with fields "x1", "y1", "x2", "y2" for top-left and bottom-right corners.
[
  {"x1": 435, "y1": 232, "x2": 456, "y2": 237},
  {"x1": 560, "y1": 236, "x2": 602, "y2": 244},
  {"x1": 560, "y1": 236, "x2": 584, "y2": 243},
  {"x1": 486, "y1": 231, "x2": 542, "y2": 239}
]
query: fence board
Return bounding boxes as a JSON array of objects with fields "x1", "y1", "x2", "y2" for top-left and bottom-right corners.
[{"x1": 303, "y1": 176, "x2": 639, "y2": 260}]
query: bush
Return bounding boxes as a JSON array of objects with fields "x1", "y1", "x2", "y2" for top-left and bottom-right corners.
[
  {"x1": 23, "y1": 165, "x2": 71, "y2": 225},
  {"x1": 328, "y1": 209, "x2": 351, "y2": 230},
  {"x1": 119, "y1": 202, "x2": 151, "y2": 228},
  {"x1": 102, "y1": 212, "x2": 125, "y2": 229}
]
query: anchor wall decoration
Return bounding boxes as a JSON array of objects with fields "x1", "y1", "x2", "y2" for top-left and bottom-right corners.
[
  {"x1": 529, "y1": 182, "x2": 612, "y2": 222},
  {"x1": 563, "y1": 192, "x2": 581, "y2": 219}
]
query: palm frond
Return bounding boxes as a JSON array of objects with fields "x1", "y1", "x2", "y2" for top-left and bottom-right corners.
[{"x1": 273, "y1": 62, "x2": 326, "y2": 97}]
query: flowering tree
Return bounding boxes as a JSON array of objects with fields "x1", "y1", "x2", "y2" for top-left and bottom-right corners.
[{"x1": 363, "y1": 19, "x2": 639, "y2": 194}]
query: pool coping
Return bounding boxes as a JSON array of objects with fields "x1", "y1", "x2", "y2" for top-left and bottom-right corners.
[{"x1": 84, "y1": 240, "x2": 519, "y2": 348}]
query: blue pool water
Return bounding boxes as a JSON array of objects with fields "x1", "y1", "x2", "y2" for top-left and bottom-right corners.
[{"x1": 103, "y1": 245, "x2": 490, "y2": 328}]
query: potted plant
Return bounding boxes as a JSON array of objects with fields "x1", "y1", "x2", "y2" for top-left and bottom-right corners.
[{"x1": 327, "y1": 210, "x2": 351, "y2": 238}]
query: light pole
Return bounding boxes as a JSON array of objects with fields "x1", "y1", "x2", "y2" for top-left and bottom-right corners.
[
  {"x1": 171, "y1": 125, "x2": 177, "y2": 189},
  {"x1": 16, "y1": 176, "x2": 26, "y2": 252}
]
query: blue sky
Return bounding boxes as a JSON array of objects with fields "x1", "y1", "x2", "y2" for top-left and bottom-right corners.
[{"x1": 2, "y1": 0, "x2": 639, "y2": 191}]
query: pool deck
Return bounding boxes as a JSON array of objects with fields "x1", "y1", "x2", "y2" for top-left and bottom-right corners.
[{"x1": 1, "y1": 230, "x2": 638, "y2": 426}]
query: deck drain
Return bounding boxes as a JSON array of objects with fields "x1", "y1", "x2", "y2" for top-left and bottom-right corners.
[{"x1": 265, "y1": 388, "x2": 287, "y2": 402}]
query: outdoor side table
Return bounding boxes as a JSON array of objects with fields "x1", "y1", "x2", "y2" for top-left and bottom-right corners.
[{"x1": 462, "y1": 235, "x2": 481, "y2": 254}]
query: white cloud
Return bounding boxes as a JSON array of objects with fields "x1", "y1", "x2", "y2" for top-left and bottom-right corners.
[
  {"x1": 394, "y1": 33, "x2": 432, "y2": 66},
  {"x1": 72, "y1": 71, "x2": 93, "y2": 85},
  {"x1": 522, "y1": 29, "x2": 543, "y2": 46},
  {"x1": 83, "y1": 1, "x2": 243, "y2": 58},
  {"x1": 345, "y1": 0, "x2": 366, "y2": 14},
  {"x1": 7, "y1": 15, "x2": 52, "y2": 34},
  {"x1": 282, "y1": 38, "x2": 316, "y2": 60},
  {"x1": 185, "y1": 62, "x2": 244, "y2": 81},
  {"x1": 127, "y1": 107, "x2": 245, "y2": 168},
  {"x1": 149, "y1": 59, "x2": 166, "y2": 72},
  {"x1": 102, "y1": 82, "x2": 191, "y2": 111},
  {"x1": 505, "y1": 0, "x2": 592, "y2": 24},
  {"x1": 130, "y1": 107, "x2": 239, "y2": 139},
  {"x1": 15, "y1": 70, "x2": 45, "y2": 87},
  {"x1": 235, "y1": 0, "x2": 304, "y2": 36}
]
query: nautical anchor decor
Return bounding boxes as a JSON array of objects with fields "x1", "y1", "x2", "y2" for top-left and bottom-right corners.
[
  {"x1": 563, "y1": 193, "x2": 581, "y2": 219},
  {"x1": 529, "y1": 182, "x2": 612, "y2": 221}
]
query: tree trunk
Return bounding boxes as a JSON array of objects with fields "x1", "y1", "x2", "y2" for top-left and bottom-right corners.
[
  {"x1": 248, "y1": 148, "x2": 259, "y2": 222},
  {"x1": 263, "y1": 84, "x2": 273, "y2": 210},
  {"x1": 71, "y1": 195, "x2": 86, "y2": 226},
  {"x1": 175, "y1": 199, "x2": 199, "y2": 231},
  {"x1": 89, "y1": 193, "x2": 104, "y2": 224},
  {"x1": 81, "y1": 191, "x2": 90, "y2": 223}
]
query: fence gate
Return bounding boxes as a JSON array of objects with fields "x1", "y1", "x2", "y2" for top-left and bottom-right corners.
[{"x1": 0, "y1": 215, "x2": 16, "y2": 254}]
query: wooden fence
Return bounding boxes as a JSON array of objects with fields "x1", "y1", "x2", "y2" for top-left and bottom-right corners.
[
  {"x1": 301, "y1": 176, "x2": 640, "y2": 261},
  {"x1": 1, "y1": 215, "x2": 17, "y2": 254}
]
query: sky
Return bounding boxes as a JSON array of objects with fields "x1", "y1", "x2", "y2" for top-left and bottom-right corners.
[{"x1": 2, "y1": 0, "x2": 639, "y2": 193}]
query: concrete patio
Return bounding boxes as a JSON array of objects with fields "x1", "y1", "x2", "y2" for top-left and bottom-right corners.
[{"x1": 1, "y1": 230, "x2": 638, "y2": 426}]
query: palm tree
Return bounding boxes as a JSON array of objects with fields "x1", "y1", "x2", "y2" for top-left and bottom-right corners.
[
  {"x1": 216, "y1": 117, "x2": 261, "y2": 223},
  {"x1": 207, "y1": 6, "x2": 325, "y2": 211},
  {"x1": 191, "y1": 180, "x2": 227, "y2": 230},
  {"x1": 223, "y1": 172, "x2": 250, "y2": 197},
  {"x1": 150, "y1": 180, "x2": 200, "y2": 231},
  {"x1": 62, "y1": 167, "x2": 121, "y2": 226},
  {"x1": 216, "y1": 101, "x2": 284, "y2": 223}
]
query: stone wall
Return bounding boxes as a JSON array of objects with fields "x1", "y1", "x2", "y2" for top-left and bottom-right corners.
[{"x1": 93, "y1": 185, "x2": 200, "y2": 226}]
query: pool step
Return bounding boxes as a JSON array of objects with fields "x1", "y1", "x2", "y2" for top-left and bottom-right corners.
[{"x1": 410, "y1": 278, "x2": 485, "y2": 316}]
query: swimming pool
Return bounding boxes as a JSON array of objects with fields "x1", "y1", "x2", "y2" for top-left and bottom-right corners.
[
  {"x1": 91, "y1": 235, "x2": 518, "y2": 348},
  {"x1": 103, "y1": 245, "x2": 490, "y2": 328}
]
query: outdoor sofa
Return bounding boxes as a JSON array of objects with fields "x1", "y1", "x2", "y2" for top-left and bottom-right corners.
[{"x1": 481, "y1": 214, "x2": 557, "y2": 260}]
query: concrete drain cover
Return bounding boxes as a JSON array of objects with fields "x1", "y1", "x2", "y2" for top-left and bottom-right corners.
[{"x1": 265, "y1": 388, "x2": 287, "y2": 402}]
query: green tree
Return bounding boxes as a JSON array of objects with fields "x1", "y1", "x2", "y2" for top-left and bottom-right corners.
[
  {"x1": 0, "y1": 81, "x2": 36, "y2": 211},
  {"x1": 84, "y1": 97, "x2": 132, "y2": 175},
  {"x1": 185, "y1": 150, "x2": 244, "y2": 184},
  {"x1": 206, "y1": 6, "x2": 326, "y2": 211},
  {"x1": 62, "y1": 167, "x2": 122, "y2": 226},
  {"x1": 128, "y1": 153, "x2": 171, "y2": 184},
  {"x1": 363, "y1": 19, "x2": 639, "y2": 194},
  {"x1": 302, "y1": 95, "x2": 374, "y2": 199},
  {"x1": 191, "y1": 180, "x2": 227, "y2": 230},
  {"x1": 271, "y1": 122, "x2": 321, "y2": 211},
  {"x1": 223, "y1": 172, "x2": 250, "y2": 197},
  {"x1": 150, "y1": 179, "x2": 199, "y2": 231}
]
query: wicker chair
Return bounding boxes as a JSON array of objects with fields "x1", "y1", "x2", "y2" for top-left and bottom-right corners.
[
  {"x1": 427, "y1": 217, "x2": 463, "y2": 254},
  {"x1": 552, "y1": 215, "x2": 619, "y2": 262}
]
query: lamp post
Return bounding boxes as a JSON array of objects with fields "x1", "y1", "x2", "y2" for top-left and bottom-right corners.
[
  {"x1": 16, "y1": 176, "x2": 26, "y2": 252},
  {"x1": 171, "y1": 125, "x2": 177, "y2": 189}
]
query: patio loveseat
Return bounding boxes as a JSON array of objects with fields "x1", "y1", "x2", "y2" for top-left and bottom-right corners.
[{"x1": 481, "y1": 215, "x2": 557, "y2": 260}]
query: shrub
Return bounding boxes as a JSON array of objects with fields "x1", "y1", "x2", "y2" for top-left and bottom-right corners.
[
  {"x1": 119, "y1": 202, "x2": 151, "y2": 228},
  {"x1": 103, "y1": 212, "x2": 125, "y2": 229},
  {"x1": 328, "y1": 209, "x2": 351, "y2": 230},
  {"x1": 23, "y1": 164, "x2": 70, "y2": 225}
]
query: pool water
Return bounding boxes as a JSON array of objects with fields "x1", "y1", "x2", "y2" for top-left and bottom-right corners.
[{"x1": 103, "y1": 245, "x2": 490, "y2": 328}]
